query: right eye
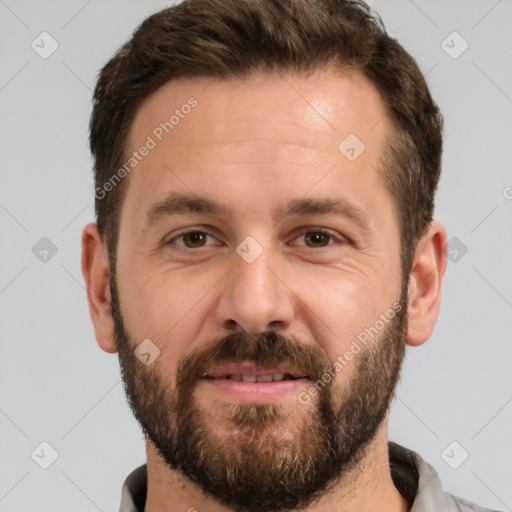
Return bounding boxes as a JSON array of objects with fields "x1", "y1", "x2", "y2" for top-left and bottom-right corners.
[{"x1": 167, "y1": 230, "x2": 218, "y2": 249}]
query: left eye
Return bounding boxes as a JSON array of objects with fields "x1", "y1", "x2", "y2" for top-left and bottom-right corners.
[
  {"x1": 169, "y1": 231, "x2": 217, "y2": 248},
  {"x1": 293, "y1": 230, "x2": 339, "y2": 248}
]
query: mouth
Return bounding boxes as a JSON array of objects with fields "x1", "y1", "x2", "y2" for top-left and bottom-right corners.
[{"x1": 200, "y1": 363, "x2": 310, "y2": 403}]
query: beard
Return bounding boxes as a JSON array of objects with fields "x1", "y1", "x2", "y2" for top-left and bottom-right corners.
[{"x1": 111, "y1": 273, "x2": 408, "y2": 512}]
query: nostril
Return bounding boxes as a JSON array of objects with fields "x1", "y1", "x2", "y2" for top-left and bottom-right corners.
[{"x1": 224, "y1": 319, "x2": 237, "y2": 329}]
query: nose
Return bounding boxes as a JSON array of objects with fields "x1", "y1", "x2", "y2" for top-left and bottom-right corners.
[{"x1": 215, "y1": 244, "x2": 295, "y2": 334}]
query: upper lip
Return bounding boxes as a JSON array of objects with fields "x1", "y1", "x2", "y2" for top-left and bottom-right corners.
[{"x1": 203, "y1": 362, "x2": 308, "y2": 379}]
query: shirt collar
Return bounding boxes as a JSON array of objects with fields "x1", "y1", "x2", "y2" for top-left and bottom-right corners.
[{"x1": 388, "y1": 441, "x2": 452, "y2": 511}]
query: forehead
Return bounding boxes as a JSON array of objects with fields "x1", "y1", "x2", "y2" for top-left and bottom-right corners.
[
  {"x1": 121, "y1": 69, "x2": 394, "y2": 233},
  {"x1": 128, "y1": 69, "x2": 390, "y2": 155}
]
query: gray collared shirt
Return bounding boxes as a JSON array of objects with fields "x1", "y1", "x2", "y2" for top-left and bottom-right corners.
[{"x1": 119, "y1": 442, "x2": 501, "y2": 512}]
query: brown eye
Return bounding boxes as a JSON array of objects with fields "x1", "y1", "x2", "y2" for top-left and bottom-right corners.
[
  {"x1": 169, "y1": 231, "x2": 215, "y2": 248},
  {"x1": 182, "y1": 232, "x2": 208, "y2": 248},
  {"x1": 303, "y1": 231, "x2": 332, "y2": 247}
]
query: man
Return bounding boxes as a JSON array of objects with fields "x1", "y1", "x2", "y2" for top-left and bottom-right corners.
[{"x1": 81, "y1": 0, "x2": 500, "y2": 511}]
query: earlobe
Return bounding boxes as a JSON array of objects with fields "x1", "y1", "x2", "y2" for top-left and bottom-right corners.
[
  {"x1": 405, "y1": 220, "x2": 448, "y2": 347},
  {"x1": 81, "y1": 223, "x2": 118, "y2": 354}
]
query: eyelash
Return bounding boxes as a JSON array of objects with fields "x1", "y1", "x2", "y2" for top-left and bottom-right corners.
[{"x1": 166, "y1": 228, "x2": 345, "y2": 249}]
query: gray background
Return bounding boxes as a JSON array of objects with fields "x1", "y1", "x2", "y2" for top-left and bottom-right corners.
[{"x1": 0, "y1": 1, "x2": 511, "y2": 511}]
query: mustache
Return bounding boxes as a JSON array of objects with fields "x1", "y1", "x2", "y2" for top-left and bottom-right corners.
[{"x1": 174, "y1": 330, "x2": 334, "y2": 393}]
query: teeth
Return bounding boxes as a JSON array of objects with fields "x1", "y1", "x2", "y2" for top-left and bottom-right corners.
[
  {"x1": 226, "y1": 373, "x2": 287, "y2": 382},
  {"x1": 255, "y1": 374, "x2": 273, "y2": 382}
]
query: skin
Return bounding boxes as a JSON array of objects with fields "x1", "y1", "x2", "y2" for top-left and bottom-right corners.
[{"x1": 82, "y1": 69, "x2": 447, "y2": 512}]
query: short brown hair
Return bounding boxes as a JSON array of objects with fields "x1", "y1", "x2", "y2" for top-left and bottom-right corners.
[{"x1": 90, "y1": 0, "x2": 443, "y2": 278}]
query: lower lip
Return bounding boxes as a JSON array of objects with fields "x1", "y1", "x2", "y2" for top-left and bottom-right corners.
[{"x1": 201, "y1": 377, "x2": 310, "y2": 403}]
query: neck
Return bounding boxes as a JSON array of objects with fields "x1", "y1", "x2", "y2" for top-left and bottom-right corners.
[{"x1": 144, "y1": 422, "x2": 410, "y2": 512}]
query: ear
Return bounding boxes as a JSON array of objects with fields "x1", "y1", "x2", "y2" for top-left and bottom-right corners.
[
  {"x1": 81, "y1": 223, "x2": 117, "y2": 354},
  {"x1": 405, "y1": 220, "x2": 448, "y2": 347}
]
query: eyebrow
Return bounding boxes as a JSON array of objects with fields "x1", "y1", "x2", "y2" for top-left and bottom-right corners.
[
  {"x1": 282, "y1": 197, "x2": 370, "y2": 231},
  {"x1": 143, "y1": 192, "x2": 371, "y2": 233},
  {"x1": 144, "y1": 193, "x2": 229, "y2": 229}
]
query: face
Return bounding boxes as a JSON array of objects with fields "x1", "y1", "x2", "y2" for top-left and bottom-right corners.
[{"x1": 112, "y1": 70, "x2": 406, "y2": 511}]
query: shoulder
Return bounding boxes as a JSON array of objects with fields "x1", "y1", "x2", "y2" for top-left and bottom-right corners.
[
  {"x1": 445, "y1": 492, "x2": 503, "y2": 512},
  {"x1": 388, "y1": 442, "x2": 504, "y2": 512}
]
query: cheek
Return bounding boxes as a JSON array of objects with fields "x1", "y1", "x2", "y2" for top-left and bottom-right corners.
[
  {"x1": 291, "y1": 270, "x2": 391, "y2": 360},
  {"x1": 119, "y1": 265, "x2": 218, "y2": 354}
]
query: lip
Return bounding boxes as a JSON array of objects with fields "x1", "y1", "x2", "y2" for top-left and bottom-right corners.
[
  {"x1": 201, "y1": 376, "x2": 310, "y2": 403},
  {"x1": 200, "y1": 362, "x2": 310, "y2": 403}
]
